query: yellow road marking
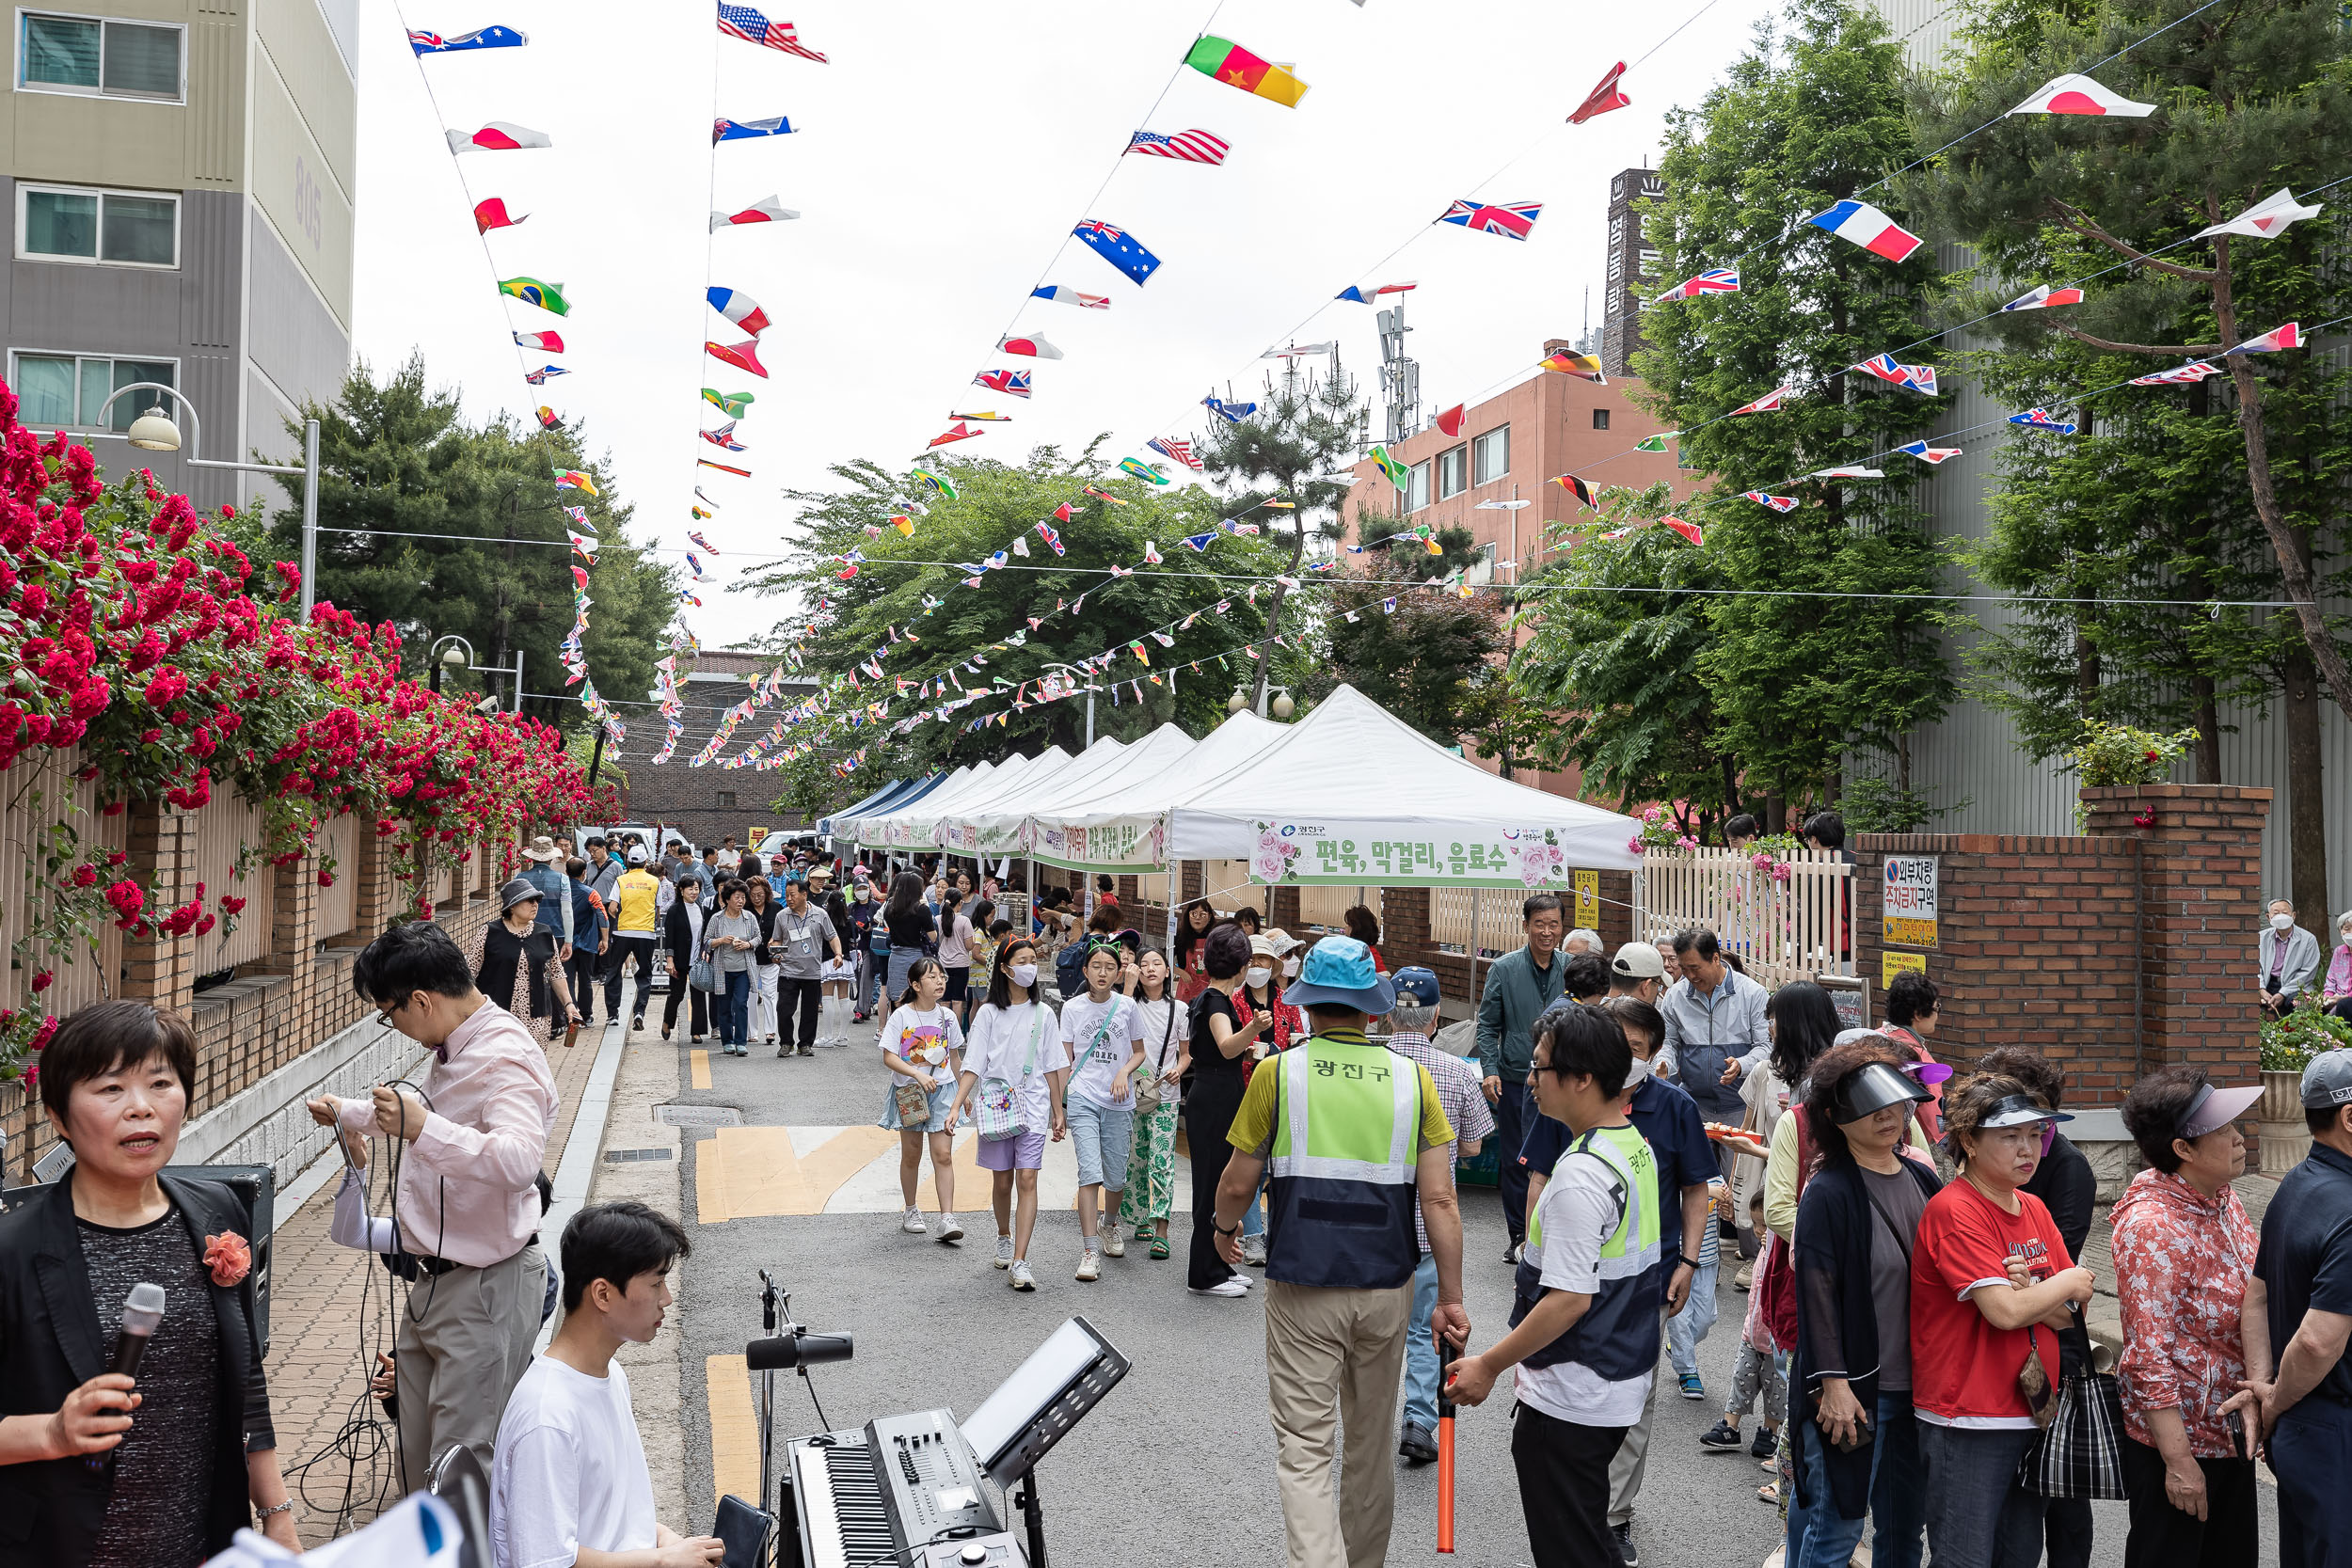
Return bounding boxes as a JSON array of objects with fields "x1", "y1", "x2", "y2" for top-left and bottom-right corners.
[
  {"x1": 690, "y1": 1049, "x2": 712, "y2": 1089},
  {"x1": 704, "y1": 1354, "x2": 760, "y2": 1508}
]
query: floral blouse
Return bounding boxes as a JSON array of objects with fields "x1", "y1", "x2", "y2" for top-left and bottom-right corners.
[{"x1": 2108, "y1": 1166, "x2": 2259, "y2": 1457}]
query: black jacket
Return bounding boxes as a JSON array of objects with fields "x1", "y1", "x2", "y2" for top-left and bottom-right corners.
[
  {"x1": 2024, "y1": 1132, "x2": 2097, "y2": 1376},
  {"x1": 0, "y1": 1174, "x2": 274, "y2": 1566},
  {"x1": 663, "y1": 897, "x2": 706, "y2": 969},
  {"x1": 1790, "y1": 1154, "x2": 1943, "y2": 1521}
]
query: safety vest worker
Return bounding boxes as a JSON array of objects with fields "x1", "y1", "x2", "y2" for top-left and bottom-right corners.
[{"x1": 1215, "y1": 935, "x2": 1468, "y2": 1568}]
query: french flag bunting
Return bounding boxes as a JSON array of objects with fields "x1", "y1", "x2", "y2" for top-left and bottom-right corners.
[{"x1": 1807, "y1": 199, "x2": 1924, "y2": 262}]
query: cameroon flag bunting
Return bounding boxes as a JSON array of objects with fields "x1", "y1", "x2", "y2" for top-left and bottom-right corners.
[{"x1": 1184, "y1": 36, "x2": 1309, "y2": 105}]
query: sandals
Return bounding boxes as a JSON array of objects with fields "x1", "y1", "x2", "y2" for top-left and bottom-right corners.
[
  {"x1": 1149, "y1": 1235, "x2": 1170, "y2": 1260},
  {"x1": 1756, "y1": 1481, "x2": 1779, "y2": 1505}
]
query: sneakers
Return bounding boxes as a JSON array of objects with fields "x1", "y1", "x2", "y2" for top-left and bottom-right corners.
[
  {"x1": 1612, "y1": 1522, "x2": 1638, "y2": 1565},
  {"x1": 1009, "y1": 1260, "x2": 1037, "y2": 1291},
  {"x1": 1699, "y1": 1419, "x2": 1743, "y2": 1450},
  {"x1": 1398, "y1": 1423, "x2": 1438, "y2": 1465},
  {"x1": 1505, "y1": 1240, "x2": 1523, "y2": 1265},
  {"x1": 796, "y1": 1043, "x2": 813, "y2": 1057},
  {"x1": 1239, "y1": 1234, "x2": 1267, "y2": 1267},
  {"x1": 1075, "y1": 1248, "x2": 1102, "y2": 1282},
  {"x1": 1677, "y1": 1372, "x2": 1706, "y2": 1400},
  {"x1": 934, "y1": 1212, "x2": 963, "y2": 1244},
  {"x1": 993, "y1": 1235, "x2": 1015, "y2": 1270},
  {"x1": 900, "y1": 1206, "x2": 928, "y2": 1235},
  {"x1": 1102, "y1": 1223, "x2": 1125, "y2": 1259},
  {"x1": 1751, "y1": 1426, "x2": 1778, "y2": 1460},
  {"x1": 1188, "y1": 1277, "x2": 1249, "y2": 1297}
]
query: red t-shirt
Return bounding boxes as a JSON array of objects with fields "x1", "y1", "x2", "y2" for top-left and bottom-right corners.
[{"x1": 1909, "y1": 1178, "x2": 2074, "y2": 1428}]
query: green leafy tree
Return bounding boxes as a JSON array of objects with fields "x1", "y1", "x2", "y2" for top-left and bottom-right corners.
[
  {"x1": 1510, "y1": 482, "x2": 1744, "y2": 830},
  {"x1": 268, "y1": 355, "x2": 675, "y2": 730},
  {"x1": 1632, "y1": 0, "x2": 1954, "y2": 812},
  {"x1": 1904, "y1": 0, "x2": 2352, "y2": 922},
  {"x1": 739, "y1": 448, "x2": 1308, "y2": 803},
  {"x1": 1310, "y1": 577, "x2": 1507, "y2": 746},
  {"x1": 1196, "y1": 364, "x2": 1369, "y2": 711}
]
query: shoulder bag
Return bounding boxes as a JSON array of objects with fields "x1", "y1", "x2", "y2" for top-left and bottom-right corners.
[
  {"x1": 2018, "y1": 1316, "x2": 2126, "y2": 1498},
  {"x1": 1132, "y1": 998, "x2": 1178, "y2": 1114},
  {"x1": 976, "y1": 1005, "x2": 1048, "y2": 1142}
]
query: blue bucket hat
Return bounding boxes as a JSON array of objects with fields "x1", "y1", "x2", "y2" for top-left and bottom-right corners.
[
  {"x1": 1391, "y1": 966, "x2": 1441, "y2": 1008},
  {"x1": 1282, "y1": 935, "x2": 1396, "y2": 1015}
]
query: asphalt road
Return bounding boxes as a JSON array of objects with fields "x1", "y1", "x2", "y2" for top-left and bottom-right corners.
[{"x1": 660, "y1": 1005, "x2": 2280, "y2": 1568}]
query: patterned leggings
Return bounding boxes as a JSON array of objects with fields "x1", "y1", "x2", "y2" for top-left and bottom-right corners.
[
  {"x1": 1118, "y1": 1097, "x2": 1182, "y2": 1230},
  {"x1": 1726, "y1": 1339, "x2": 1788, "y2": 1425}
]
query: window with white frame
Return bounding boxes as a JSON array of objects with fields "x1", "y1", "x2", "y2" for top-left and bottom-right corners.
[
  {"x1": 9, "y1": 352, "x2": 174, "y2": 432},
  {"x1": 19, "y1": 12, "x2": 183, "y2": 100},
  {"x1": 1472, "y1": 425, "x2": 1509, "y2": 484},
  {"x1": 1437, "y1": 444, "x2": 1468, "y2": 499},
  {"x1": 1406, "y1": 459, "x2": 1431, "y2": 513},
  {"x1": 19, "y1": 183, "x2": 177, "y2": 267}
]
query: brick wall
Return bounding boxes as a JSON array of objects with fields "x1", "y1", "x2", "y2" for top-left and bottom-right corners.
[{"x1": 1, "y1": 808, "x2": 505, "y2": 1183}]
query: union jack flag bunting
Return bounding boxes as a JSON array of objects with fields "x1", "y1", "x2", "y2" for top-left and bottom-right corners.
[
  {"x1": 1741, "y1": 492, "x2": 1800, "y2": 513},
  {"x1": 975, "y1": 369, "x2": 1032, "y2": 399},
  {"x1": 1125, "y1": 128, "x2": 1230, "y2": 165},
  {"x1": 1898, "y1": 441, "x2": 1962, "y2": 463},
  {"x1": 1853, "y1": 355, "x2": 1938, "y2": 395},
  {"x1": 700, "y1": 421, "x2": 747, "y2": 451},
  {"x1": 2009, "y1": 408, "x2": 2079, "y2": 434},
  {"x1": 1656, "y1": 268, "x2": 1740, "y2": 301},
  {"x1": 1147, "y1": 436, "x2": 1202, "y2": 470},
  {"x1": 1035, "y1": 522, "x2": 1066, "y2": 556},
  {"x1": 716, "y1": 5, "x2": 826, "y2": 61},
  {"x1": 1438, "y1": 198, "x2": 1543, "y2": 241},
  {"x1": 523, "y1": 366, "x2": 568, "y2": 385}
]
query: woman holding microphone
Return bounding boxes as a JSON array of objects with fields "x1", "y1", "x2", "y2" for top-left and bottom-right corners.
[{"x1": 0, "y1": 1001, "x2": 295, "y2": 1565}]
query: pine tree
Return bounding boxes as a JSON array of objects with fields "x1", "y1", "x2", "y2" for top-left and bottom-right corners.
[{"x1": 1632, "y1": 0, "x2": 1953, "y2": 814}]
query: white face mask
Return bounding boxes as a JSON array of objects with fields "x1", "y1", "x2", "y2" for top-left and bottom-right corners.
[
  {"x1": 1009, "y1": 963, "x2": 1038, "y2": 988},
  {"x1": 2272, "y1": 913, "x2": 2296, "y2": 932},
  {"x1": 1624, "y1": 1055, "x2": 1653, "y2": 1086},
  {"x1": 1246, "y1": 966, "x2": 1273, "y2": 989},
  {"x1": 1282, "y1": 957, "x2": 1300, "y2": 978}
]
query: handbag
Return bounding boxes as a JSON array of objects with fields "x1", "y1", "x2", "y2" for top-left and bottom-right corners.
[
  {"x1": 893, "y1": 1077, "x2": 935, "y2": 1125},
  {"x1": 1133, "y1": 997, "x2": 1178, "y2": 1114},
  {"x1": 688, "y1": 956, "x2": 719, "y2": 994},
  {"x1": 2016, "y1": 1324, "x2": 2061, "y2": 1429},
  {"x1": 976, "y1": 1005, "x2": 1047, "y2": 1141},
  {"x1": 2018, "y1": 1319, "x2": 2128, "y2": 1498}
]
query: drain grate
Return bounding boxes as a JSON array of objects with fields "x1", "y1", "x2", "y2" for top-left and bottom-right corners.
[
  {"x1": 656, "y1": 1104, "x2": 741, "y2": 1127},
  {"x1": 603, "y1": 1148, "x2": 675, "y2": 1164}
]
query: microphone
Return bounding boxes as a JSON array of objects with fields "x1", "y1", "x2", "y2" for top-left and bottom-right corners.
[
  {"x1": 744, "y1": 1331, "x2": 853, "y2": 1371},
  {"x1": 108, "y1": 1283, "x2": 167, "y2": 1380}
]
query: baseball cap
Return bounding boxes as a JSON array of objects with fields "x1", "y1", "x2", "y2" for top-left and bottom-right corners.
[
  {"x1": 1391, "y1": 966, "x2": 1441, "y2": 1007},
  {"x1": 1612, "y1": 942, "x2": 1665, "y2": 980},
  {"x1": 627, "y1": 847, "x2": 647, "y2": 865},
  {"x1": 1283, "y1": 935, "x2": 1397, "y2": 1015},
  {"x1": 2300, "y1": 1048, "x2": 2352, "y2": 1109}
]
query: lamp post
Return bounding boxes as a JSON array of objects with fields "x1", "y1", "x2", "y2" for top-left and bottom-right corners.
[
  {"x1": 95, "y1": 385, "x2": 321, "y2": 619},
  {"x1": 1039, "y1": 660, "x2": 1095, "y2": 748},
  {"x1": 1230, "y1": 685, "x2": 1295, "y2": 720},
  {"x1": 426, "y1": 632, "x2": 524, "y2": 712}
]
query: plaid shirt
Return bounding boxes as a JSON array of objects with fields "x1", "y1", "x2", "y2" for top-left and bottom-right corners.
[{"x1": 1386, "y1": 1030, "x2": 1496, "y2": 1254}]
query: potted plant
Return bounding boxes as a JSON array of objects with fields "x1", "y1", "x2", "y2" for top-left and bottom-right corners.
[{"x1": 2258, "y1": 1003, "x2": 2351, "y2": 1172}]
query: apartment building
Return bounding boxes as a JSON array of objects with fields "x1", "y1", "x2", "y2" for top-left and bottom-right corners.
[{"x1": 3, "y1": 0, "x2": 357, "y2": 509}]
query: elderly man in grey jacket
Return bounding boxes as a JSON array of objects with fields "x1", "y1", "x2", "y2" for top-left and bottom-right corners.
[
  {"x1": 1656, "y1": 927, "x2": 1769, "y2": 1126},
  {"x1": 2260, "y1": 898, "x2": 2322, "y2": 1021}
]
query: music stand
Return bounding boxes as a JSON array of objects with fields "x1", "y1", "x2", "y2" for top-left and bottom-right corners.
[{"x1": 959, "y1": 1317, "x2": 1128, "y2": 1568}]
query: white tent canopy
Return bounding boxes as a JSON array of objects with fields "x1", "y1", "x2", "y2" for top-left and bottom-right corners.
[
  {"x1": 860, "y1": 755, "x2": 1026, "y2": 848},
  {"x1": 940, "y1": 736, "x2": 1129, "y2": 852},
  {"x1": 1165, "y1": 684, "x2": 1643, "y2": 884},
  {"x1": 1025, "y1": 710, "x2": 1282, "y2": 871},
  {"x1": 835, "y1": 763, "x2": 975, "y2": 847},
  {"x1": 975, "y1": 722, "x2": 1200, "y2": 857}
]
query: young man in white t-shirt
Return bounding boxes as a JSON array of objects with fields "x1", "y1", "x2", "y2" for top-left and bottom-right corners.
[{"x1": 490, "y1": 1201, "x2": 723, "y2": 1568}]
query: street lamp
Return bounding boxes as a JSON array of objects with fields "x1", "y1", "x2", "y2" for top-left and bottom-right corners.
[
  {"x1": 90, "y1": 385, "x2": 322, "y2": 619},
  {"x1": 1232, "y1": 685, "x2": 1295, "y2": 720},
  {"x1": 426, "y1": 631, "x2": 523, "y2": 712},
  {"x1": 1228, "y1": 687, "x2": 1248, "y2": 715}
]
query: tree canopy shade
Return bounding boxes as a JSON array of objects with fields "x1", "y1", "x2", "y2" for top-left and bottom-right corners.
[
  {"x1": 738, "y1": 448, "x2": 1315, "y2": 821},
  {"x1": 268, "y1": 355, "x2": 676, "y2": 732},
  {"x1": 1903, "y1": 0, "x2": 2352, "y2": 924},
  {"x1": 1629, "y1": 0, "x2": 1952, "y2": 803}
]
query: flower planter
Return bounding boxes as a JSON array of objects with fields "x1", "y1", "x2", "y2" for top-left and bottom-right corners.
[{"x1": 2261, "y1": 1068, "x2": 2312, "y2": 1175}]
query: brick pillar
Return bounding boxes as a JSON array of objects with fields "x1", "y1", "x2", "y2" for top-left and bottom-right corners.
[
  {"x1": 350, "y1": 813, "x2": 394, "y2": 941},
  {"x1": 1269, "y1": 884, "x2": 1302, "y2": 933},
  {"x1": 120, "y1": 801, "x2": 197, "y2": 1016},
  {"x1": 1597, "y1": 870, "x2": 1633, "y2": 955},
  {"x1": 1180, "y1": 861, "x2": 1203, "y2": 902},
  {"x1": 262, "y1": 847, "x2": 321, "y2": 1053},
  {"x1": 1382, "y1": 886, "x2": 1435, "y2": 972},
  {"x1": 2080, "y1": 784, "x2": 2272, "y2": 1075}
]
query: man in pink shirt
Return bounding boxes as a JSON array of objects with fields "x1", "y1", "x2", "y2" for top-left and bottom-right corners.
[{"x1": 307, "y1": 921, "x2": 559, "y2": 1493}]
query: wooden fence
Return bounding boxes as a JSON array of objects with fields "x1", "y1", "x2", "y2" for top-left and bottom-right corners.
[
  {"x1": 187, "y1": 791, "x2": 272, "y2": 973},
  {"x1": 0, "y1": 747, "x2": 130, "y2": 1018},
  {"x1": 1429, "y1": 887, "x2": 1534, "y2": 960},
  {"x1": 1633, "y1": 846, "x2": 1855, "y2": 991}
]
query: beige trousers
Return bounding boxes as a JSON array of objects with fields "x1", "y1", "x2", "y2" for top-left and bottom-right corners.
[
  {"x1": 1263, "y1": 1279, "x2": 1414, "y2": 1568},
  {"x1": 395, "y1": 1242, "x2": 545, "y2": 1492}
]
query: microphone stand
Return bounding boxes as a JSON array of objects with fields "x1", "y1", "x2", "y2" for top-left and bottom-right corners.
[{"x1": 757, "y1": 1269, "x2": 781, "y2": 1515}]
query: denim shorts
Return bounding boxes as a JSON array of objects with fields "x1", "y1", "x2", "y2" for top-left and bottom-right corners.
[
  {"x1": 1064, "y1": 1095, "x2": 1136, "y2": 1190},
  {"x1": 878, "y1": 1076, "x2": 956, "y2": 1133}
]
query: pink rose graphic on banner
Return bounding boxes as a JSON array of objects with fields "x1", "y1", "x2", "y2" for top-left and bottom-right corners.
[
  {"x1": 1252, "y1": 822, "x2": 1305, "y2": 883},
  {"x1": 1517, "y1": 832, "x2": 1568, "y2": 887}
]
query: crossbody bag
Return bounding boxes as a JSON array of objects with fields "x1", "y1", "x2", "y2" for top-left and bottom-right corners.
[
  {"x1": 976, "y1": 1004, "x2": 1049, "y2": 1141},
  {"x1": 1132, "y1": 998, "x2": 1179, "y2": 1114}
]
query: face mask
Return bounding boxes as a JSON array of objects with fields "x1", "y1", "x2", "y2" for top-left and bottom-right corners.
[
  {"x1": 1624, "y1": 1055, "x2": 1653, "y2": 1086},
  {"x1": 1246, "y1": 966, "x2": 1273, "y2": 989},
  {"x1": 2273, "y1": 913, "x2": 2296, "y2": 932},
  {"x1": 1009, "y1": 963, "x2": 1038, "y2": 988},
  {"x1": 1282, "y1": 957, "x2": 1300, "y2": 978}
]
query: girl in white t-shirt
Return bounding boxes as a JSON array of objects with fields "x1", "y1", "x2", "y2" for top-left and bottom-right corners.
[
  {"x1": 1057, "y1": 937, "x2": 1146, "y2": 1281},
  {"x1": 947, "y1": 935, "x2": 1068, "y2": 1292},
  {"x1": 1117, "y1": 947, "x2": 1190, "y2": 1260},
  {"x1": 877, "y1": 958, "x2": 966, "y2": 1243}
]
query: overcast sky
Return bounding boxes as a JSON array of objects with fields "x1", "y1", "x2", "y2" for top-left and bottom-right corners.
[{"x1": 350, "y1": 0, "x2": 1771, "y2": 652}]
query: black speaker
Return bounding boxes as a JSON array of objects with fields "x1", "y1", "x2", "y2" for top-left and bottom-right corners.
[{"x1": 162, "y1": 1163, "x2": 276, "y2": 1355}]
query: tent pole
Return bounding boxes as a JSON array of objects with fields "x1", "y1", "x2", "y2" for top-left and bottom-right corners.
[
  {"x1": 1166, "y1": 863, "x2": 1179, "y2": 963},
  {"x1": 1470, "y1": 888, "x2": 1483, "y2": 1005}
]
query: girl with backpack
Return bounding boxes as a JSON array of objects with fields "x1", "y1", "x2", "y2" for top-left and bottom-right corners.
[
  {"x1": 947, "y1": 936, "x2": 1068, "y2": 1292},
  {"x1": 876, "y1": 958, "x2": 965, "y2": 1243}
]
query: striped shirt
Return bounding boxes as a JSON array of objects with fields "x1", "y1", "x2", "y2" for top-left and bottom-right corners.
[{"x1": 1386, "y1": 1030, "x2": 1496, "y2": 1254}]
